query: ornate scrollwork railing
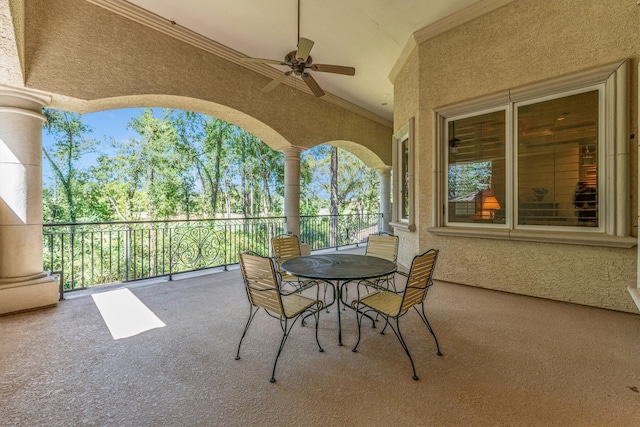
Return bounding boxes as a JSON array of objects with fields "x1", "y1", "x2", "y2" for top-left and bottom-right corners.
[{"x1": 43, "y1": 213, "x2": 382, "y2": 293}]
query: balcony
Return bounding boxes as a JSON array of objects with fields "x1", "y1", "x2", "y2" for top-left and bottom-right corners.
[
  {"x1": 43, "y1": 214, "x2": 381, "y2": 294},
  {"x1": 2, "y1": 244, "x2": 639, "y2": 425}
]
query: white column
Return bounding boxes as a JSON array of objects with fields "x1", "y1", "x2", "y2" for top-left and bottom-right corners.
[
  {"x1": 378, "y1": 167, "x2": 392, "y2": 233},
  {"x1": 283, "y1": 146, "x2": 303, "y2": 237},
  {"x1": 0, "y1": 86, "x2": 58, "y2": 315}
]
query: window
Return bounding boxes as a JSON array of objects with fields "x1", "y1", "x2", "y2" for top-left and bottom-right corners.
[
  {"x1": 447, "y1": 109, "x2": 506, "y2": 225},
  {"x1": 392, "y1": 117, "x2": 415, "y2": 231},
  {"x1": 517, "y1": 90, "x2": 599, "y2": 228},
  {"x1": 401, "y1": 136, "x2": 410, "y2": 219},
  {"x1": 432, "y1": 61, "x2": 633, "y2": 247}
]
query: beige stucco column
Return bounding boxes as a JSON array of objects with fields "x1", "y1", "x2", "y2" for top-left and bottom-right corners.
[
  {"x1": 378, "y1": 166, "x2": 392, "y2": 233},
  {"x1": 283, "y1": 146, "x2": 303, "y2": 238},
  {"x1": 0, "y1": 86, "x2": 58, "y2": 315}
]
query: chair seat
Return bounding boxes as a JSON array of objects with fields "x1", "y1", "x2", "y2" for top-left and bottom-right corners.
[
  {"x1": 282, "y1": 293, "x2": 321, "y2": 318},
  {"x1": 358, "y1": 290, "x2": 402, "y2": 317}
]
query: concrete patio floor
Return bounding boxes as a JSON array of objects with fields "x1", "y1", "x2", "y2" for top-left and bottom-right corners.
[{"x1": 2, "y1": 248, "x2": 640, "y2": 426}]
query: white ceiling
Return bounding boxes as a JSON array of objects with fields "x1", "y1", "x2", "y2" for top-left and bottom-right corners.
[{"x1": 125, "y1": 0, "x2": 484, "y2": 121}]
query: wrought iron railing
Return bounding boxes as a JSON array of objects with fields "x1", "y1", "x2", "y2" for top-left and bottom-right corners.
[
  {"x1": 300, "y1": 213, "x2": 382, "y2": 250},
  {"x1": 43, "y1": 213, "x2": 381, "y2": 293}
]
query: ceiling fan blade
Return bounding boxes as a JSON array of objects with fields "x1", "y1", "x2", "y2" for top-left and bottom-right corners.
[
  {"x1": 296, "y1": 38, "x2": 314, "y2": 62},
  {"x1": 310, "y1": 64, "x2": 356, "y2": 76},
  {"x1": 242, "y1": 57, "x2": 289, "y2": 66},
  {"x1": 262, "y1": 72, "x2": 292, "y2": 92},
  {"x1": 302, "y1": 72, "x2": 325, "y2": 97}
]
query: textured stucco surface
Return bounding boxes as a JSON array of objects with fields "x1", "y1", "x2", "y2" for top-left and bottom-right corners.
[
  {"x1": 15, "y1": 0, "x2": 392, "y2": 167},
  {"x1": 395, "y1": 0, "x2": 640, "y2": 312},
  {"x1": 0, "y1": 0, "x2": 24, "y2": 87}
]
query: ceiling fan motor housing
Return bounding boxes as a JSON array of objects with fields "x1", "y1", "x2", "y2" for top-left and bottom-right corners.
[{"x1": 285, "y1": 51, "x2": 313, "y2": 76}]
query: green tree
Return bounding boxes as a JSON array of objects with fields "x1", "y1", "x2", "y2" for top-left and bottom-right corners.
[
  {"x1": 172, "y1": 112, "x2": 233, "y2": 216},
  {"x1": 448, "y1": 161, "x2": 492, "y2": 199},
  {"x1": 42, "y1": 109, "x2": 96, "y2": 223},
  {"x1": 305, "y1": 145, "x2": 379, "y2": 214},
  {"x1": 125, "y1": 109, "x2": 190, "y2": 219},
  {"x1": 227, "y1": 129, "x2": 284, "y2": 217}
]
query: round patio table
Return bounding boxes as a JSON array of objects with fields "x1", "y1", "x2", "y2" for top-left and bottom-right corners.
[{"x1": 281, "y1": 253, "x2": 396, "y2": 346}]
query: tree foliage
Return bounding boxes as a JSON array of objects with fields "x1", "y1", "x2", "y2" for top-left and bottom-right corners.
[
  {"x1": 448, "y1": 161, "x2": 492, "y2": 199},
  {"x1": 42, "y1": 108, "x2": 380, "y2": 223},
  {"x1": 42, "y1": 109, "x2": 97, "y2": 222}
]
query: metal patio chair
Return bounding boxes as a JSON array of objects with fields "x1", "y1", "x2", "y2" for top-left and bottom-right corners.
[
  {"x1": 235, "y1": 252, "x2": 324, "y2": 383},
  {"x1": 351, "y1": 249, "x2": 442, "y2": 380},
  {"x1": 365, "y1": 232, "x2": 399, "y2": 290},
  {"x1": 271, "y1": 235, "x2": 307, "y2": 291}
]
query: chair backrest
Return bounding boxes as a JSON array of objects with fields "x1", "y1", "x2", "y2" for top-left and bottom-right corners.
[
  {"x1": 238, "y1": 252, "x2": 284, "y2": 316},
  {"x1": 399, "y1": 249, "x2": 438, "y2": 314},
  {"x1": 272, "y1": 235, "x2": 302, "y2": 266},
  {"x1": 365, "y1": 233, "x2": 399, "y2": 263}
]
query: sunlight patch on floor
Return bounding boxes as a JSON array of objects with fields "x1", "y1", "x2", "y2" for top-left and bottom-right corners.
[{"x1": 92, "y1": 288, "x2": 166, "y2": 340}]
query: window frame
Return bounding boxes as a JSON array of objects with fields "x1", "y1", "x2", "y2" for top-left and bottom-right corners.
[
  {"x1": 391, "y1": 117, "x2": 416, "y2": 232},
  {"x1": 444, "y1": 105, "x2": 510, "y2": 229},
  {"x1": 430, "y1": 61, "x2": 634, "y2": 248},
  {"x1": 513, "y1": 85, "x2": 604, "y2": 232}
]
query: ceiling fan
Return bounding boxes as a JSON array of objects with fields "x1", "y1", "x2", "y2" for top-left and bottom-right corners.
[{"x1": 241, "y1": 0, "x2": 356, "y2": 97}]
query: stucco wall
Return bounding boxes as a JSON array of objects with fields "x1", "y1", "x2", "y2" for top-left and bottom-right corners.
[
  {"x1": 397, "y1": 0, "x2": 639, "y2": 312},
  {"x1": 18, "y1": 0, "x2": 392, "y2": 166},
  {"x1": 1, "y1": 0, "x2": 24, "y2": 86}
]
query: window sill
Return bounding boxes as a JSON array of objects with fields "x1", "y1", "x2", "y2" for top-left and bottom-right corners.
[
  {"x1": 390, "y1": 221, "x2": 416, "y2": 232},
  {"x1": 427, "y1": 226, "x2": 637, "y2": 248},
  {"x1": 628, "y1": 287, "x2": 640, "y2": 312}
]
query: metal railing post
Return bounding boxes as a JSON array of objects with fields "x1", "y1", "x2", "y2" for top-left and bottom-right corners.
[{"x1": 52, "y1": 270, "x2": 64, "y2": 301}]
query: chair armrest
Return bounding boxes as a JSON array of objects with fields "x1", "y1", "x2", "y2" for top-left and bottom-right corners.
[
  {"x1": 279, "y1": 279, "x2": 321, "y2": 296},
  {"x1": 357, "y1": 278, "x2": 402, "y2": 294}
]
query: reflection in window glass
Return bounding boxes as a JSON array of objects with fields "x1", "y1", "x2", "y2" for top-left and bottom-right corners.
[
  {"x1": 447, "y1": 110, "x2": 506, "y2": 224},
  {"x1": 517, "y1": 90, "x2": 598, "y2": 227}
]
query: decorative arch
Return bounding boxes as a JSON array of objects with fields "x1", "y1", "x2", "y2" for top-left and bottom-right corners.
[
  {"x1": 318, "y1": 139, "x2": 388, "y2": 169},
  {"x1": 54, "y1": 94, "x2": 292, "y2": 151},
  {"x1": 51, "y1": 94, "x2": 394, "y2": 168}
]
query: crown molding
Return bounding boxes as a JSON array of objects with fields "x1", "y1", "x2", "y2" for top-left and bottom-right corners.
[
  {"x1": 85, "y1": 0, "x2": 391, "y2": 128},
  {"x1": 388, "y1": 37, "x2": 417, "y2": 84},
  {"x1": 413, "y1": 0, "x2": 514, "y2": 45},
  {"x1": 389, "y1": 0, "x2": 514, "y2": 83}
]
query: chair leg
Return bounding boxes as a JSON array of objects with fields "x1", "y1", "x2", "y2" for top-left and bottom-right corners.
[
  {"x1": 270, "y1": 318, "x2": 293, "y2": 383},
  {"x1": 271, "y1": 314, "x2": 314, "y2": 382},
  {"x1": 341, "y1": 282, "x2": 348, "y2": 310},
  {"x1": 380, "y1": 318, "x2": 390, "y2": 334},
  {"x1": 313, "y1": 303, "x2": 324, "y2": 353},
  {"x1": 321, "y1": 282, "x2": 328, "y2": 312},
  {"x1": 389, "y1": 274, "x2": 397, "y2": 291},
  {"x1": 415, "y1": 304, "x2": 442, "y2": 356},
  {"x1": 387, "y1": 318, "x2": 419, "y2": 380},
  {"x1": 351, "y1": 303, "x2": 364, "y2": 353},
  {"x1": 302, "y1": 282, "x2": 325, "y2": 325},
  {"x1": 235, "y1": 306, "x2": 259, "y2": 360}
]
